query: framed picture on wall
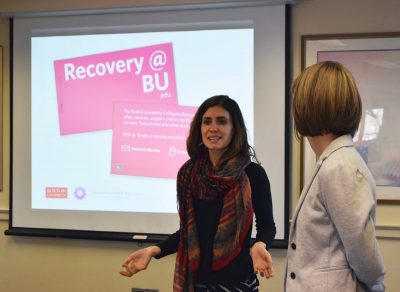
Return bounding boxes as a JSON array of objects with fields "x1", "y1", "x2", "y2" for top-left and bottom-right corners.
[
  {"x1": 0, "y1": 45, "x2": 3, "y2": 192},
  {"x1": 301, "y1": 32, "x2": 400, "y2": 204}
]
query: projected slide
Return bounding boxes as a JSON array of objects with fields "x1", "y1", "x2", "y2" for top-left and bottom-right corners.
[
  {"x1": 31, "y1": 29, "x2": 254, "y2": 213},
  {"x1": 54, "y1": 43, "x2": 178, "y2": 135},
  {"x1": 112, "y1": 103, "x2": 197, "y2": 178}
]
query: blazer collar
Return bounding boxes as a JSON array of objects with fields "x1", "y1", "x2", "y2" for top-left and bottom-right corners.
[
  {"x1": 317, "y1": 134, "x2": 354, "y2": 163},
  {"x1": 289, "y1": 135, "x2": 354, "y2": 240}
]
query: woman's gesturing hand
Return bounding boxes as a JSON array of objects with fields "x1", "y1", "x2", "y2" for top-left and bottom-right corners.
[
  {"x1": 119, "y1": 246, "x2": 161, "y2": 277},
  {"x1": 250, "y1": 241, "x2": 274, "y2": 278}
]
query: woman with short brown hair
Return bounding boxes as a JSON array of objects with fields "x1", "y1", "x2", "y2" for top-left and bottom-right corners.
[{"x1": 286, "y1": 61, "x2": 386, "y2": 292}]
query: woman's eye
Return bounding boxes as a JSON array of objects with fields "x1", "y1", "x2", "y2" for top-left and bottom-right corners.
[
  {"x1": 217, "y1": 119, "x2": 228, "y2": 125},
  {"x1": 202, "y1": 119, "x2": 211, "y2": 125}
]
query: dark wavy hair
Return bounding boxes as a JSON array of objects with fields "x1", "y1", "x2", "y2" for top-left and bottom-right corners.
[{"x1": 186, "y1": 95, "x2": 258, "y2": 169}]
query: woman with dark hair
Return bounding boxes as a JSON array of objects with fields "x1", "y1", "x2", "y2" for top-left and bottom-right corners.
[
  {"x1": 286, "y1": 61, "x2": 386, "y2": 291},
  {"x1": 120, "y1": 95, "x2": 276, "y2": 291}
]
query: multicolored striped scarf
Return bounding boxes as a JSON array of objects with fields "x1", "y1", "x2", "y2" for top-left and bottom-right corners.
[{"x1": 173, "y1": 154, "x2": 253, "y2": 292}]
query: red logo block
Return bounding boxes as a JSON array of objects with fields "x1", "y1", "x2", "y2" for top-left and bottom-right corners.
[{"x1": 45, "y1": 187, "x2": 68, "y2": 198}]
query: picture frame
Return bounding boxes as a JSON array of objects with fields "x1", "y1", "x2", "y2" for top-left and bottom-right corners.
[
  {"x1": 301, "y1": 33, "x2": 400, "y2": 204},
  {"x1": 0, "y1": 45, "x2": 3, "y2": 192}
]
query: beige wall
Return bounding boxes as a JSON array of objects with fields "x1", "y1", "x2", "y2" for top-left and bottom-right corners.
[{"x1": 1, "y1": 0, "x2": 400, "y2": 291}]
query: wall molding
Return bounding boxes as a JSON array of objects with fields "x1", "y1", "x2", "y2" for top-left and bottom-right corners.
[
  {"x1": 0, "y1": 208, "x2": 9, "y2": 221},
  {"x1": 376, "y1": 225, "x2": 400, "y2": 239}
]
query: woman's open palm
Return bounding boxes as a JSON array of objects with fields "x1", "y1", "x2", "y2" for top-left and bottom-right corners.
[
  {"x1": 250, "y1": 242, "x2": 274, "y2": 278},
  {"x1": 119, "y1": 247, "x2": 156, "y2": 277}
]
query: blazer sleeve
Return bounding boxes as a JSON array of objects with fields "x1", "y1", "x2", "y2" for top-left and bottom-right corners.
[{"x1": 320, "y1": 163, "x2": 385, "y2": 291}]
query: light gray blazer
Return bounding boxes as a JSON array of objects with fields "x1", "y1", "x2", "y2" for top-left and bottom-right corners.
[{"x1": 285, "y1": 135, "x2": 385, "y2": 292}]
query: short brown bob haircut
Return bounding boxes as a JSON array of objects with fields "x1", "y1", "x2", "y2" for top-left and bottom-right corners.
[
  {"x1": 291, "y1": 61, "x2": 362, "y2": 139},
  {"x1": 186, "y1": 95, "x2": 257, "y2": 169}
]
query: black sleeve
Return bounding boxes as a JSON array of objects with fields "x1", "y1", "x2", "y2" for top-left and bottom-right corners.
[
  {"x1": 154, "y1": 230, "x2": 180, "y2": 259},
  {"x1": 246, "y1": 162, "x2": 276, "y2": 249},
  {"x1": 155, "y1": 163, "x2": 185, "y2": 259}
]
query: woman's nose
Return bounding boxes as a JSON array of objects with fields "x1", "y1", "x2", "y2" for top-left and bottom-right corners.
[{"x1": 209, "y1": 122, "x2": 218, "y2": 131}]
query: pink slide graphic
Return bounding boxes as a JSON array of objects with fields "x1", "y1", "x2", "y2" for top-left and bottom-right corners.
[
  {"x1": 54, "y1": 43, "x2": 178, "y2": 135},
  {"x1": 111, "y1": 102, "x2": 197, "y2": 179}
]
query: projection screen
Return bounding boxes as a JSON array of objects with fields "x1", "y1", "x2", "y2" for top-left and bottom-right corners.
[{"x1": 7, "y1": 2, "x2": 290, "y2": 247}]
